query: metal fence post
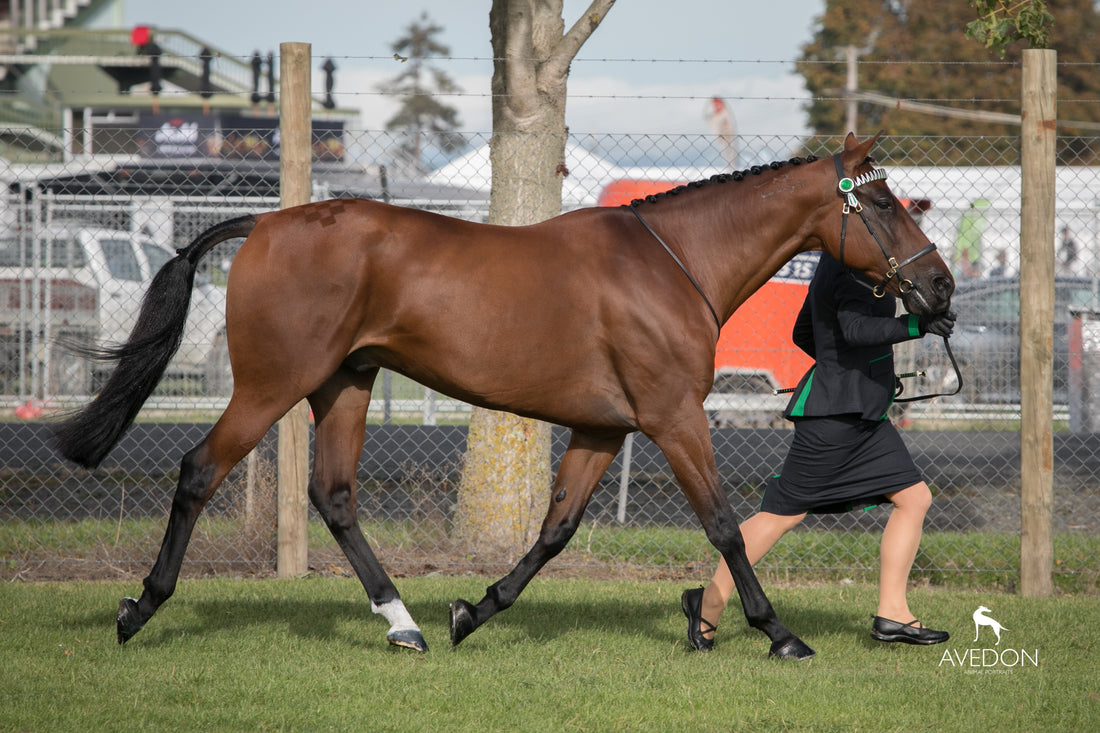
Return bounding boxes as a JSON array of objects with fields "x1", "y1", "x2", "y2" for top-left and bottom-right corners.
[
  {"x1": 617, "y1": 432, "x2": 634, "y2": 524},
  {"x1": 276, "y1": 41, "x2": 311, "y2": 578}
]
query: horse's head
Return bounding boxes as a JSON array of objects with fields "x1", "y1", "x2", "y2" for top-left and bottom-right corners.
[{"x1": 824, "y1": 133, "x2": 954, "y2": 315}]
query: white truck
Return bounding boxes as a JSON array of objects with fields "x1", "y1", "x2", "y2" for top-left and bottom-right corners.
[{"x1": 0, "y1": 222, "x2": 228, "y2": 399}]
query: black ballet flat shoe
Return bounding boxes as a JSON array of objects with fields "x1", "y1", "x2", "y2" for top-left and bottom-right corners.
[
  {"x1": 681, "y1": 587, "x2": 717, "y2": 652},
  {"x1": 871, "y1": 616, "x2": 950, "y2": 645}
]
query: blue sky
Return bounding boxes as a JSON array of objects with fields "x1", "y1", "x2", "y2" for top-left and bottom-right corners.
[{"x1": 117, "y1": 1, "x2": 825, "y2": 138}]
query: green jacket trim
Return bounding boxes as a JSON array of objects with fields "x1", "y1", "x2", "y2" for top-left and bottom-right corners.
[{"x1": 788, "y1": 369, "x2": 814, "y2": 417}]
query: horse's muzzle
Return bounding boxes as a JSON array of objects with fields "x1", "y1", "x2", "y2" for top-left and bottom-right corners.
[{"x1": 902, "y1": 272, "x2": 954, "y2": 315}]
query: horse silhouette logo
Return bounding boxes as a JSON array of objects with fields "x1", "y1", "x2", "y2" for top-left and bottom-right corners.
[{"x1": 973, "y1": 606, "x2": 1008, "y2": 645}]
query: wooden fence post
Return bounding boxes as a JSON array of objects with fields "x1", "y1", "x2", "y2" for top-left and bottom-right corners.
[
  {"x1": 1019, "y1": 48, "x2": 1056, "y2": 597},
  {"x1": 276, "y1": 41, "x2": 312, "y2": 578}
]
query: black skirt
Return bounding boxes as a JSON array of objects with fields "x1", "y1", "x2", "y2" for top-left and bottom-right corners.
[{"x1": 759, "y1": 414, "x2": 922, "y2": 516}]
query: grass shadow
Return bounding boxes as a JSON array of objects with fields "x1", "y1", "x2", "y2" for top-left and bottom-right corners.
[
  {"x1": 61, "y1": 579, "x2": 879, "y2": 656},
  {"x1": 62, "y1": 590, "x2": 677, "y2": 651}
]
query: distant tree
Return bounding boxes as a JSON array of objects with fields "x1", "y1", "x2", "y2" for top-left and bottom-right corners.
[
  {"x1": 796, "y1": 0, "x2": 1100, "y2": 164},
  {"x1": 378, "y1": 12, "x2": 466, "y2": 174},
  {"x1": 966, "y1": 0, "x2": 1053, "y2": 57}
]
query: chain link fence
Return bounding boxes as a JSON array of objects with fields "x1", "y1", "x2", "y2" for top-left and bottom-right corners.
[{"x1": 1, "y1": 128, "x2": 1097, "y2": 592}]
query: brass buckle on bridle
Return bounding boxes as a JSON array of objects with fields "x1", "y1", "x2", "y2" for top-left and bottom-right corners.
[{"x1": 872, "y1": 256, "x2": 917, "y2": 298}]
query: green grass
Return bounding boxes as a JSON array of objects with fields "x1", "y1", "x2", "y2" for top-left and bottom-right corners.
[
  {"x1": 0, "y1": 516, "x2": 256, "y2": 557},
  {"x1": 4, "y1": 518, "x2": 1098, "y2": 593},
  {"x1": 1, "y1": 577, "x2": 1097, "y2": 731}
]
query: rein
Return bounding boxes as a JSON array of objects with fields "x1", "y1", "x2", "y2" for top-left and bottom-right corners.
[
  {"x1": 775, "y1": 338, "x2": 963, "y2": 402},
  {"x1": 628, "y1": 159, "x2": 960, "y2": 403},
  {"x1": 893, "y1": 336, "x2": 963, "y2": 402},
  {"x1": 629, "y1": 203, "x2": 722, "y2": 334}
]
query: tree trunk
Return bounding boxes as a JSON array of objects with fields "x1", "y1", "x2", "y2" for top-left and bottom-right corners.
[{"x1": 453, "y1": 0, "x2": 615, "y2": 562}]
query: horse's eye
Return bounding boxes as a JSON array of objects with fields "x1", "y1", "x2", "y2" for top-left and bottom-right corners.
[{"x1": 875, "y1": 198, "x2": 893, "y2": 211}]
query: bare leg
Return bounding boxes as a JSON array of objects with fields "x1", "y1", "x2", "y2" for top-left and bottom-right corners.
[
  {"x1": 877, "y1": 481, "x2": 932, "y2": 622},
  {"x1": 693, "y1": 481, "x2": 932, "y2": 644},
  {"x1": 651, "y1": 410, "x2": 813, "y2": 659},
  {"x1": 450, "y1": 431, "x2": 623, "y2": 646},
  {"x1": 699, "y1": 511, "x2": 806, "y2": 638}
]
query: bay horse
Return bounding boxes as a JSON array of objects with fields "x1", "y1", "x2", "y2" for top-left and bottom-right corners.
[{"x1": 53, "y1": 133, "x2": 952, "y2": 659}]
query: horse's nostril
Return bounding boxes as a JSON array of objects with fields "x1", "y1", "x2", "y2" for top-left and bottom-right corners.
[{"x1": 933, "y1": 275, "x2": 954, "y2": 302}]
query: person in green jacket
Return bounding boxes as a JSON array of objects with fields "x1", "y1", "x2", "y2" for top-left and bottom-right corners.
[{"x1": 954, "y1": 198, "x2": 989, "y2": 278}]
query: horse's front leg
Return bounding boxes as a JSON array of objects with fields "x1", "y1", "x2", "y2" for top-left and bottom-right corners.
[
  {"x1": 649, "y1": 407, "x2": 815, "y2": 660},
  {"x1": 449, "y1": 431, "x2": 624, "y2": 646}
]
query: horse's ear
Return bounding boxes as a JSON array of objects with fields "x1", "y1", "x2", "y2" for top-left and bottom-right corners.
[
  {"x1": 842, "y1": 131, "x2": 883, "y2": 153},
  {"x1": 841, "y1": 132, "x2": 882, "y2": 169}
]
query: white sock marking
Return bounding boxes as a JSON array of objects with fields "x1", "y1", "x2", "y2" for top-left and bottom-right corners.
[{"x1": 371, "y1": 599, "x2": 420, "y2": 632}]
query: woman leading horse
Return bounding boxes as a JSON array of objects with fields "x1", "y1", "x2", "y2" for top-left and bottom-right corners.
[{"x1": 53, "y1": 133, "x2": 953, "y2": 659}]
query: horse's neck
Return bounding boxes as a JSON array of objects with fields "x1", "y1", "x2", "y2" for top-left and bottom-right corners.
[{"x1": 649, "y1": 180, "x2": 826, "y2": 321}]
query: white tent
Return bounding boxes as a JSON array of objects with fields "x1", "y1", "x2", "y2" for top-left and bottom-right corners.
[
  {"x1": 426, "y1": 142, "x2": 628, "y2": 207},
  {"x1": 889, "y1": 166, "x2": 1100, "y2": 277}
]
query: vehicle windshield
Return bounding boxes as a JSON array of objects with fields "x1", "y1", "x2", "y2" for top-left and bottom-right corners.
[
  {"x1": 965, "y1": 287, "x2": 1017, "y2": 325},
  {"x1": 100, "y1": 238, "x2": 143, "y2": 281},
  {"x1": 962, "y1": 281, "x2": 1100, "y2": 328},
  {"x1": 141, "y1": 242, "x2": 173, "y2": 273},
  {"x1": 0, "y1": 234, "x2": 88, "y2": 268},
  {"x1": 1058, "y1": 283, "x2": 1100, "y2": 318}
]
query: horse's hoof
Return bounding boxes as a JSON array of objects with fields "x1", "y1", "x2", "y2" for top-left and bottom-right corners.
[
  {"x1": 116, "y1": 597, "x2": 144, "y2": 645},
  {"x1": 769, "y1": 636, "x2": 816, "y2": 660},
  {"x1": 387, "y1": 628, "x2": 429, "y2": 652},
  {"x1": 449, "y1": 599, "x2": 477, "y2": 647}
]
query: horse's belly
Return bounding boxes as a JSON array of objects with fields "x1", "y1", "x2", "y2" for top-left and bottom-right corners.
[{"x1": 362, "y1": 340, "x2": 637, "y2": 431}]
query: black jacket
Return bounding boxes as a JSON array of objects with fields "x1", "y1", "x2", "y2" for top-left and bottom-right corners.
[{"x1": 785, "y1": 253, "x2": 923, "y2": 421}]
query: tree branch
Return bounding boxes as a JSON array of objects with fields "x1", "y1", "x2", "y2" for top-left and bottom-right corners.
[{"x1": 543, "y1": 0, "x2": 616, "y2": 82}]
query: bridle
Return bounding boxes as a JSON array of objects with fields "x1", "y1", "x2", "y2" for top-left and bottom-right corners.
[
  {"x1": 831, "y1": 154, "x2": 961, "y2": 402},
  {"x1": 629, "y1": 156, "x2": 960, "y2": 401},
  {"x1": 832, "y1": 153, "x2": 938, "y2": 298},
  {"x1": 629, "y1": 155, "x2": 938, "y2": 330}
]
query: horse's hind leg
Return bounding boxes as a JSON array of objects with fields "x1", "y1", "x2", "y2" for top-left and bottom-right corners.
[
  {"x1": 117, "y1": 400, "x2": 285, "y2": 644},
  {"x1": 449, "y1": 430, "x2": 624, "y2": 646},
  {"x1": 649, "y1": 408, "x2": 814, "y2": 660},
  {"x1": 307, "y1": 367, "x2": 427, "y2": 652}
]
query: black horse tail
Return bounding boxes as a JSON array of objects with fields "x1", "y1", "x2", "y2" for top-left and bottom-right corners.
[{"x1": 52, "y1": 214, "x2": 258, "y2": 468}]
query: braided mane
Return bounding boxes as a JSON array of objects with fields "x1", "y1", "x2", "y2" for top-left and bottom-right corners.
[{"x1": 628, "y1": 155, "x2": 820, "y2": 207}]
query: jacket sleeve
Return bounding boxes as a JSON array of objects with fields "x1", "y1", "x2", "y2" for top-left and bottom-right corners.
[{"x1": 833, "y1": 271, "x2": 923, "y2": 347}]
